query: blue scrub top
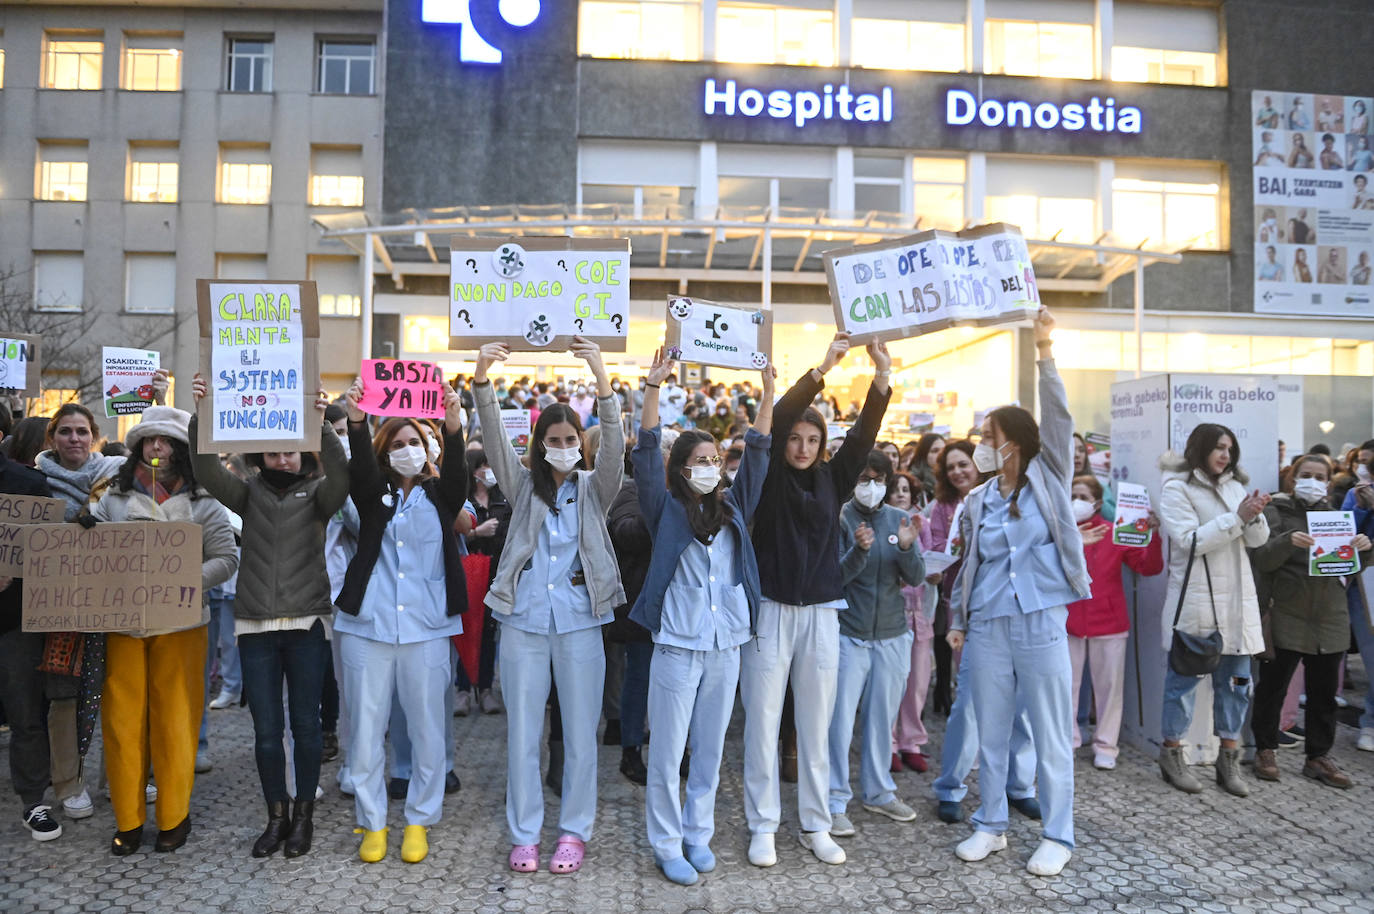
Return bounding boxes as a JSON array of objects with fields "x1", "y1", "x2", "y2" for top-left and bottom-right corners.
[
  {"x1": 657, "y1": 532, "x2": 750, "y2": 651},
  {"x1": 969, "y1": 478, "x2": 1079, "y2": 617},
  {"x1": 508, "y1": 476, "x2": 604, "y2": 635}
]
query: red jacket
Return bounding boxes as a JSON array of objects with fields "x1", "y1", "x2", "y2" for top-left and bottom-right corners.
[{"x1": 1066, "y1": 515, "x2": 1164, "y2": 638}]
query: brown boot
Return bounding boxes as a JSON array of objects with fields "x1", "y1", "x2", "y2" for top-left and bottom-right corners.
[
  {"x1": 1253, "y1": 749, "x2": 1280, "y2": 781},
  {"x1": 1302, "y1": 755, "x2": 1353, "y2": 789}
]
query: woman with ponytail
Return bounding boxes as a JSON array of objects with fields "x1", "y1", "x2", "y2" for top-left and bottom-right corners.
[
  {"x1": 631, "y1": 348, "x2": 773, "y2": 885},
  {"x1": 945, "y1": 307, "x2": 1089, "y2": 877}
]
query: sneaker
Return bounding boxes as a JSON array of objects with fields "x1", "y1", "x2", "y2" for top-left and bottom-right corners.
[
  {"x1": 1357, "y1": 728, "x2": 1374, "y2": 752},
  {"x1": 321, "y1": 731, "x2": 339, "y2": 763},
  {"x1": 145, "y1": 783, "x2": 158, "y2": 804},
  {"x1": 23, "y1": 804, "x2": 63, "y2": 841},
  {"x1": 829, "y1": 813, "x2": 856, "y2": 837},
  {"x1": 195, "y1": 752, "x2": 213, "y2": 774},
  {"x1": 1302, "y1": 755, "x2": 1354, "y2": 789},
  {"x1": 936, "y1": 800, "x2": 964, "y2": 823},
  {"x1": 453, "y1": 690, "x2": 472, "y2": 718},
  {"x1": 747, "y1": 832, "x2": 776, "y2": 867},
  {"x1": 1026, "y1": 839, "x2": 1072, "y2": 876},
  {"x1": 1092, "y1": 753, "x2": 1116, "y2": 771},
  {"x1": 863, "y1": 799, "x2": 917, "y2": 822},
  {"x1": 1277, "y1": 730, "x2": 1302, "y2": 749},
  {"x1": 1334, "y1": 695, "x2": 1348, "y2": 709},
  {"x1": 208, "y1": 691, "x2": 240, "y2": 710},
  {"x1": 62, "y1": 788, "x2": 94, "y2": 820},
  {"x1": 798, "y1": 830, "x2": 845, "y2": 864},
  {"x1": 478, "y1": 689, "x2": 504, "y2": 714},
  {"x1": 955, "y1": 830, "x2": 1005, "y2": 862}
]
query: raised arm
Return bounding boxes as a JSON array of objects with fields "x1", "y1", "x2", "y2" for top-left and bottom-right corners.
[
  {"x1": 433, "y1": 386, "x2": 470, "y2": 513},
  {"x1": 312, "y1": 396, "x2": 350, "y2": 519},
  {"x1": 770, "y1": 333, "x2": 848, "y2": 462},
  {"x1": 725, "y1": 365, "x2": 776, "y2": 523},
  {"x1": 830, "y1": 341, "x2": 893, "y2": 499},
  {"x1": 1029, "y1": 309, "x2": 1075, "y2": 488},
  {"x1": 471, "y1": 342, "x2": 527, "y2": 496},
  {"x1": 188, "y1": 375, "x2": 250, "y2": 514},
  {"x1": 343, "y1": 379, "x2": 385, "y2": 505},
  {"x1": 569, "y1": 336, "x2": 624, "y2": 511}
]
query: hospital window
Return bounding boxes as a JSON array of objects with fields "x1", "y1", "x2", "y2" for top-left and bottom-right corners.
[
  {"x1": 984, "y1": 19, "x2": 1093, "y2": 79},
  {"x1": 44, "y1": 34, "x2": 103, "y2": 89},
  {"x1": 850, "y1": 0, "x2": 965, "y2": 72},
  {"x1": 128, "y1": 143, "x2": 180, "y2": 203},
  {"x1": 310, "y1": 256, "x2": 362, "y2": 317},
  {"x1": 226, "y1": 38, "x2": 272, "y2": 92},
  {"x1": 317, "y1": 39, "x2": 375, "y2": 95},
  {"x1": 1112, "y1": 164, "x2": 1222, "y2": 249},
  {"x1": 853, "y1": 155, "x2": 903, "y2": 215},
  {"x1": 1112, "y1": 48, "x2": 1217, "y2": 87},
  {"x1": 122, "y1": 34, "x2": 182, "y2": 91},
  {"x1": 219, "y1": 145, "x2": 272, "y2": 204},
  {"x1": 913, "y1": 157, "x2": 966, "y2": 231},
  {"x1": 1111, "y1": 1, "x2": 1220, "y2": 86},
  {"x1": 38, "y1": 144, "x2": 89, "y2": 202},
  {"x1": 716, "y1": 2, "x2": 835, "y2": 67},
  {"x1": 578, "y1": 0, "x2": 702, "y2": 61}
]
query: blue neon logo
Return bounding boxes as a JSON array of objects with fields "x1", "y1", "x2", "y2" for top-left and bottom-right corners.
[{"x1": 421, "y1": 0, "x2": 540, "y2": 64}]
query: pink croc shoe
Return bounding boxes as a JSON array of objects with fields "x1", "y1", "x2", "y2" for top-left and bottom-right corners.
[
  {"x1": 508, "y1": 843, "x2": 539, "y2": 873},
  {"x1": 549, "y1": 835, "x2": 585, "y2": 874}
]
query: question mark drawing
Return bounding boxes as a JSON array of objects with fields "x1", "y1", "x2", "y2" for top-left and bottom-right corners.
[
  {"x1": 456, "y1": 309, "x2": 473, "y2": 328},
  {"x1": 465, "y1": 258, "x2": 478, "y2": 274},
  {"x1": 611, "y1": 314, "x2": 623, "y2": 332},
  {"x1": 557, "y1": 259, "x2": 567, "y2": 271},
  {"x1": 574, "y1": 318, "x2": 585, "y2": 332}
]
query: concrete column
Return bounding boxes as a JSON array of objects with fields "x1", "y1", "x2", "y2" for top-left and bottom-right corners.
[
  {"x1": 835, "y1": 147, "x2": 854, "y2": 215},
  {"x1": 835, "y1": 0, "x2": 852, "y2": 68},
  {"x1": 966, "y1": 151, "x2": 986, "y2": 226},
  {"x1": 1096, "y1": 0, "x2": 1114, "y2": 80},
  {"x1": 967, "y1": 0, "x2": 985, "y2": 73}
]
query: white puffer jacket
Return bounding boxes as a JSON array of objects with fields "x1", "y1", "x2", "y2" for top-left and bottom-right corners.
[{"x1": 1156, "y1": 453, "x2": 1269, "y2": 656}]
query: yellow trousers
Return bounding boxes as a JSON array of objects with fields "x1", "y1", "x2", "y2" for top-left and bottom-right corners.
[{"x1": 103, "y1": 626, "x2": 207, "y2": 832}]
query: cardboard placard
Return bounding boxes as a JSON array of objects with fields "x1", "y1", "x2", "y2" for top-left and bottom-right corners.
[
  {"x1": 0, "y1": 333, "x2": 42, "y2": 396},
  {"x1": 1112, "y1": 482, "x2": 1154, "y2": 547},
  {"x1": 500, "y1": 409, "x2": 531, "y2": 456},
  {"x1": 663, "y1": 296, "x2": 773, "y2": 371},
  {"x1": 102, "y1": 347, "x2": 160, "y2": 417},
  {"x1": 0, "y1": 494, "x2": 67, "y2": 575},
  {"x1": 823, "y1": 223, "x2": 1041, "y2": 345},
  {"x1": 449, "y1": 236, "x2": 631, "y2": 352},
  {"x1": 197, "y1": 279, "x2": 321, "y2": 454},
  {"x1": 1308, "y1": 510, "x2": 1361, "y2": 577},
  {"x1": 358, "y1": 359, "x2": 447, "y2": 419},
  {"x1": 22, "y1": 522, "x2": 203, "y2": 633}
]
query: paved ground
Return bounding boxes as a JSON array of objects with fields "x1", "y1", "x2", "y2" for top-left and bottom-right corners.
[{"x1": 3, "y1": 656, "x2": 1373, "y2": 914}]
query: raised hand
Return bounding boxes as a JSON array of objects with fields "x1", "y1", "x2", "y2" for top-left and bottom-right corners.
[
  {"x1": 867, "y1": 339, "x2": 892, "y2": 373},
  {"x1": 897, "y1": 513, "x2": 919, "y2": 550},
  {"x1": 474, "y1": 342, "x2": 511, "y2": 383},
  {"x1": 855, "y1": 523, "x2": 875, "y2": 551},
  {"x1": 443, "y1": 386, "x2": 463, "y2": 434},
  {"x1": 818, "y1": 333, "x2": 851, "y2": 375},
  {"x1": 151, "y1": 368, "x2": 171, "y2": 405},
  {"x1": 646, "y1": 347, "x2": 676, "y2": 387},
  {"x1": 1033, "y1": 306, "x2": 1055, "y2": 345},
  {"x1": 344, "y1": 378, "x2": 366, "y2": 423},
  {"x1": 191, "y1": 372, "x2": 208, "y2": 404}
]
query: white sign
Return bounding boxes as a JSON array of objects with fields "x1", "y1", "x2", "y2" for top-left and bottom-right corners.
[
  {"x1": 664, "y1": 297, "x2": 772, "y2": 371},
  {"x1": 500, "y1": 408, "x2": 531, "y2": 457},
  {"x1": 824, "y1": 224, "x2": 1040, "y2": 345},
  {"x1": 945, "y1": 89, "x2": 1142, "y2": 134},
  {"x1": 1167, "y1": 375, "x2": 1280, "y2": 493},
  {"x1": 102, "y1": 348, "x2": 159, "y2": 418},
  {"x1": 1308, "y1": 510, "x2": 1361, "y2": 577},
  {"x1": 0, "y1": 335, "x2": 39, "y2": 394},
  {"x1": 1112, "y1": 481, "x2": 1154, "y2": 547},
  {"x1": 703, "y1": 79, "x2": 893, "y2": 128},
  {"x1": 1252, "y1": 89, "x2": 1374, "y2": 317}
]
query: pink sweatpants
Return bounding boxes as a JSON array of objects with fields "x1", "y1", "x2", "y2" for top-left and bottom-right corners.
[
  {"x1": 892, "y1": 632, "x2": 934, "y2": 753},
  {"x1": 1067, "y1": 634, "x2": 1127, "y2": 759}
]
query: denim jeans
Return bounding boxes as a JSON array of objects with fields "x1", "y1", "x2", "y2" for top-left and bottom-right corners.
[
  {"x1": 1161, "y1": 653, "x2": 1253, "y2": 742},
  {"x1": 0, "y1": 629, "x2": 50, "y2": 808},
  {"x1": 238, "y1": 622, "x2": 329, "y2": 806},
  {"x1": 619, "y1": 641, "x2": 653, "y2": 748},
  {"x1": 1349, "y1": 587, "x2": 1374, "y2": 731},
  {"x1": 208, "y1": 595, "x2": 242, "y2": 696}
]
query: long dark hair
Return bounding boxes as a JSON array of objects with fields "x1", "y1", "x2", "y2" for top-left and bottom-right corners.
[
  {"x1": 934, "y1": 439, "x2": 977, "y2": 503},
  {"x1": 987, "y1": 406, "x2": 1041, "y2": 519},
  {"x1": 370, "y1": 418, "x2": 435, "y2": 488},
  {"x1": 667, "y1": 429, "x2": 732, "y2": 543},
  {"x1": 7, "y1": 416, "x2": 50, "y2": 465},
  {"x1": 530, "y1": 403, "x2": 584, "y2": 509},
  {"x1": 115, "y1": 438, "x2": 199, "y2": 497},
  {"x1": 1183, "y1": 423, "x2": 1240, "y2": 481},
  {"x1": 788, "y1": 406, "x2": 829, "y2": 470},
  {"x1": 914, "y1": 432, "x2": 945, "y2": 470}
]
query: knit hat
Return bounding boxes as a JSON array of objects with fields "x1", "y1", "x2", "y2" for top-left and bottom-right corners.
[{"x1": 125, "y1": 405, "x2": 191, "y2": 454}]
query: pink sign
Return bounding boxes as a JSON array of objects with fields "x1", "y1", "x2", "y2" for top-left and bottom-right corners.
[{"x1": 358, "y1": 359, "x2": 447, "y2": 419}]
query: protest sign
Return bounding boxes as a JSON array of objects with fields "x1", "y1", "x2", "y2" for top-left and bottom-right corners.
[
  {"x1": 500, "y1": 409, "x2": 531, "y2": 456},
  {"x1": 0, "y1": 333, "x2": 42, "y2": 396},
  {"x1": 1112, "y1": 482, "x2": 1154, "y2": 547},
  {"x1": 22, "y1": 522, "x2": 203, "y2": 633},
  {"x1": 663, "y1": 297, "x2": 773, "y2": 372},
  {"x1": 0, "y1": 494, "x2": 66, "y2": 575},
  {"x1": 1308, "y1": 511, "x2": 1361, "y2": 577},
  {"x1": 102, "y1": 347, "x2": 160, "y2": 417},
  {"x1": 823, "y1": 223, "x2": 1041, "y2": 345},
  {"x1": 358, "y1": 359, "x2": 447, "y2": 419},
  {"x1": 197, "y1": 279, "x2": 321, "y2": 453},
  {"x1": 449, "y1": 237, "x2": 631, "y2": 352},
  {"x1": 922, "y1": 551, "x2": 957, "y2": 574}
]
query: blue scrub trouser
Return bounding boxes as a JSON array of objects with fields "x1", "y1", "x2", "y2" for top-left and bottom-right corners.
[
  {"x1": 501, "y1": 625, "x2": 605, "y2": 845},
  {"x1": 828, "y1": 632, "x2": 911, "y2": 813},
  {"x1": 339, "y1": 634, "x2": 451, "y2": 831},
  {"x1": 1347, "y1": 588, "x2": 1374, "y2": 731},
  {"x1": 932, "y1": 646, "x2": 1036, "y2": 803},
  {"x1": 645, "y1": 644, "x2": 740, "y2": 862},
  {"x1": 964, "y1": 607, "x2": 1075, "y2": 849},
  {"x1": 389, "y1": 642, "x2": 458, "y2": 778}
]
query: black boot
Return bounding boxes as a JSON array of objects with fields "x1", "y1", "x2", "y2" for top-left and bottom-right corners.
[
  {"x1": 111, "y1": 824, "x2": 144, "y2": 856},
  {"x1": 251, "y1": 802, "x2": 290, "y2": 858},
  {"x1": 155, "y1": 816, "x2": 192, "y2": 853},
  {"x1": 545, "y1": 740, "x2": 564, "y2": 794},
  {"x1": 619, "y1": 746, "x2": 647, "y2": 786},
  {"x1": 283, "y1": 799, "x2": 313, "y2": 858}
]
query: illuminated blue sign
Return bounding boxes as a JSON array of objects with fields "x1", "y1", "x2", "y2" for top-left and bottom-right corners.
[
  {"x1": 421, "y1": 0, "x2": 541, "y2": 64},
  {"x1": 945, "y1": 89, "x2": 1141, "y2": 133},
  {"x1": 703, "y1": 78, "x2": 893, "y2": 128}
]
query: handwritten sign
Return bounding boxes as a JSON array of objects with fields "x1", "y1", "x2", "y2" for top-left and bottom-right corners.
[
  {"x1": 22, "y1": 522, "x2": 203, "y2": 633},
  {"x1": 359, "y1": 359, "x2": 446, "y2": 419},
  {"x1": 823, "y1": 223, "x2": 1040, "y2": 345},
  {"x1": 501, "y1": 409, "x2": 531, "y2": 456},
  {"x1": 1112, "y1": 482, "x2": 1154, "y2": 547},
  {"x1": 664, "y1": 296, "x2": 773, "y2": 372},
  {"x1": 0, "y1": 494, "x2": 66, "y2": 575},
  {"x1": 102, "y1": 347, "x2": 160, "y2": 418},
  {"x1": 0, "y1": 333, "x2": 42, "y2": 396},
  {"x1": 449, "y1": 236, "x2": 631, "y2": 352},
  {"x1": 197, "y1": 279, "x2": 321, "y2": 453},
  {"x1": 1308, "y1": 510, "x2": 1361, "y2": 577}
]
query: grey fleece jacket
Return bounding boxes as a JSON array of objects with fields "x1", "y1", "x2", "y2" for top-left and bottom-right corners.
[{"x1": 838, "y1": 500, "x2": 925, "y2": 641}]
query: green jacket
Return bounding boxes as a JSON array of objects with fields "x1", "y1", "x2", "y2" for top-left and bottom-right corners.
[
  {"x1": 837, "y1": 500, "x2": 925, "y2": 641},
  {"x1": 1252, "y1": 494, "x2": 1364, "y2": 655}
]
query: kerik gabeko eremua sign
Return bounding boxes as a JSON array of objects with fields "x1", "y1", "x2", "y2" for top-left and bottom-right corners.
[{"x1": 701, "y1": 81, "x2": 1144, "y2": 135}]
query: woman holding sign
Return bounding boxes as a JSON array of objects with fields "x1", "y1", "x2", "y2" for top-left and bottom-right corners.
[
  {"x1": 334, "y1": 382, "x2": 468, "y2": 865},
  {"x1": 472, "y1": 337, "x2": 625, "y2": 876},
  {"x1": 1249, "y1": 454, "x2": 1370, "y2": 788},
  {"x1": 93, "y1": 407, "x2": 238, "y2": 855},
  {"x1": 945, "y1": 308, "x2": 1088, "y2": 878},
  {"x1": 742, "y1": 331, "x2": 891, "y2": 869},
  {"x1": 189, "y1": 374, "x2": 348, "y2": 859}
]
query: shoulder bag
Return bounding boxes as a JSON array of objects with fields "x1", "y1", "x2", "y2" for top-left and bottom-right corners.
[{"x1": 1168, "y1": 534, "x2": 1224, "y2": 676}]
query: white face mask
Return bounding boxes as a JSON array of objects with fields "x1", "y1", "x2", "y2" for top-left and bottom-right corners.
[
  {"x1": 479, "y1": 468, "x2": 497, "y2": 488},
  {"x1": 1294, "y1": 477, "x2": 1327, "y2": 504},
  {"x1": 389, "y1": 444, "x2": 426, "y2": 478},
  {"x1": 425, "y1": 433, "x2": 441, "y2": 465},
  {"x1": 1071, "y1": 498, "x2": 1097, "y2": 523},
  {"x1": 854, "y1": 479, "x2": 887, "y2": 509},
  {"x1": 686, "y1": 465, "x2": 720, "y2": 494},
  {"x1": 337, "y1": 433, "x2": 351, "y2": 459},
  {"x1": 724, "y1": 468, "x2": 737, "y2": 483},
  {"x1": 544, "y1": 444, "x2": 581, "y2": 473},
  {"x1": 972, "y1": 441, "x2": 1007, "y2": 474},
  {"x1": 1357, "y1": 464, "x2": 1372, "y2": 483},
  {"x1": 576, "y1": 386, "x2": 588, "y2": 397}
]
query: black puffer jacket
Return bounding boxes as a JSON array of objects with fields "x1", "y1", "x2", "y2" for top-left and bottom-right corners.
[
  {"x1": 189, "y1": 415, "x2": 349, "y2": 621},
  {"x1": 606, "y1": 479, "x2": 652, "y2": 643}
]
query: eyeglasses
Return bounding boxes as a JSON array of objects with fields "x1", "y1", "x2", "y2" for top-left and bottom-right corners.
[{"x1": 689, "y1": 456, "x2": 724, "y2": 467}]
